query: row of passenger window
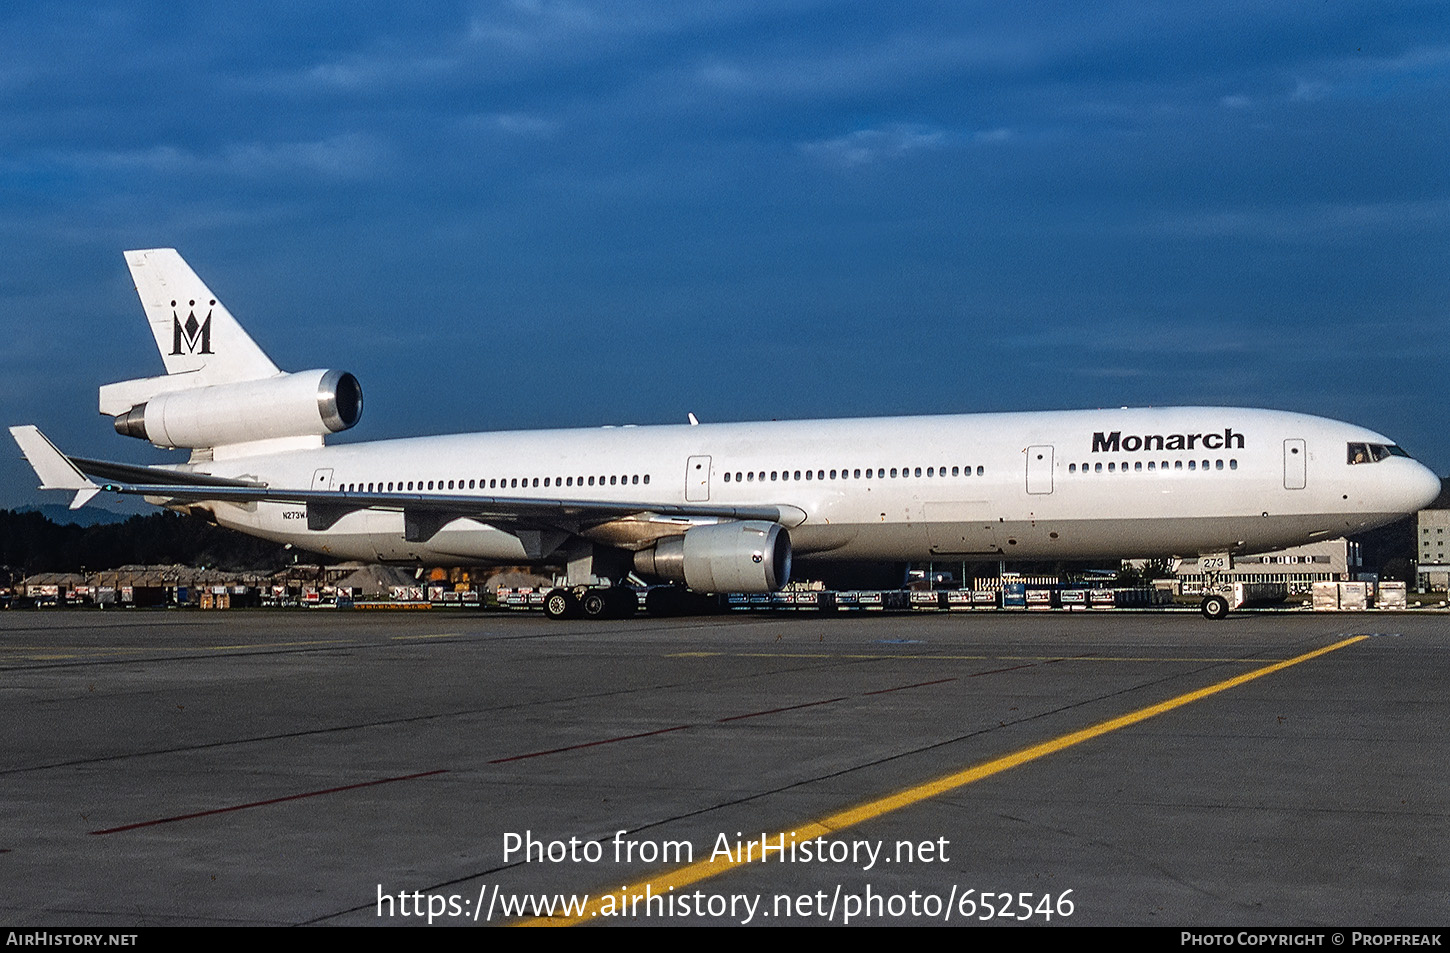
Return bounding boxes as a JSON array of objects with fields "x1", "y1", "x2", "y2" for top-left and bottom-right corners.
[
  {"x1": 722, "y1": 465, "x2": 986, "y2": 484},
  {"x1": 340, "y1": 474, "x2": 651, "y2": 493},
  {"x1": 1069, "y1": 459, "x2": 1238, "y2": 474}
]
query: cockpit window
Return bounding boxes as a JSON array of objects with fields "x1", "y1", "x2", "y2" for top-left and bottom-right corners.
[{"x1": 1347, "y1": 442, "x2": 1410, "y2": 464}]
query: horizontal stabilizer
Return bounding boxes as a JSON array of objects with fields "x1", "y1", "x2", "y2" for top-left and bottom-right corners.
[
  {"x1": 99, "y1": 371, "x2": 213, "y2": 418},
  {"x1": 9, "y1": 426, "x2": 100, "y2": 509}
]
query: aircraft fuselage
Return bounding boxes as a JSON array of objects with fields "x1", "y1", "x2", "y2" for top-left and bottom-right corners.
[{"x1": 183, "y1": 405, "x2": 1439, "y2": 568}]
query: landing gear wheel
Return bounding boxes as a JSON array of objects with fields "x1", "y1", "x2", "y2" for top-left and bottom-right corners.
[
  {"x1": 1200, "y1": 594, "x2": 1231, "y2": 620},
  {"x1": 543, "y1": 588, "x2": 578, "y2": 620},
  {"x1": 580, "y1": 588, "x2": 611, "y2": 619}
]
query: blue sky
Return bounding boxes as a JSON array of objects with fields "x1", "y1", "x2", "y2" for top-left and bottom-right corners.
[{"x1": 3, "y1": 1, "x2": 1448, "y2": 508}]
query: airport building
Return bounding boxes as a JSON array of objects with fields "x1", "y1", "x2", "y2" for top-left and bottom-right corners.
[
  {"x1": 1172, "y1": 538, "x2": 1362, "y2": 594},
  {"x1": 1415, "y1": 508, "x2": 1450, "y2": 591}
]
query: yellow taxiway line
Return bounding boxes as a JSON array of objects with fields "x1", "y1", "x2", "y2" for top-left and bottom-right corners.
[{"x1": 521, "y1": 635, "x2": 1367, "y2": 926}]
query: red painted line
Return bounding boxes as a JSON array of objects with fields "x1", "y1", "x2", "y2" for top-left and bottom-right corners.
[
  {"x1": 716, "y1": 697, "x2": 847, "y2": 723},
  {"x1": 90, "y1": 769, "x2": 448, "y2": 835},
  {"x1": 490, "y1": 698, "x2": 850, "y2": 763},
  {"x1": 488, "y1": 725, "x2": 691, "y2": 764},
  {"x1": 968, "y1": 663, "x2": 1038, "y2": 677},
  {"x1": 863, "y1": 677, "x2": 959, "y2": 695}
]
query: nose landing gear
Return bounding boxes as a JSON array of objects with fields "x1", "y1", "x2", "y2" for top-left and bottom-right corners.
[{"x1": 1200, "y1": 593, "x2": 1231, "y2": 620}]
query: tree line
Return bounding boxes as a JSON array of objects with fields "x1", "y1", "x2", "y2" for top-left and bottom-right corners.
[{"x1": 0, "y1": 509, "x2": 294, "y2": 577}]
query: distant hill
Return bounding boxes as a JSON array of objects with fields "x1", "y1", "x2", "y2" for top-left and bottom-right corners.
[{"x1": 15, "y1": 504, "x2": 137, "y2": 527}]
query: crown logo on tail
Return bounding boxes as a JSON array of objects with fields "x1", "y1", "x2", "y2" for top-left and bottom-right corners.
[{"x1": 170, "y1": 298, "x2": 214, "y2": 355}]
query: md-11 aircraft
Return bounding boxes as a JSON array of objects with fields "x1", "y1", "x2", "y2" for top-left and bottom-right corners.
[{"x1": 10, "y1": 249, "x2": 1440, "y2": 619}]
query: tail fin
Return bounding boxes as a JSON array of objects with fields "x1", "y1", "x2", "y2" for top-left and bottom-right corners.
[
  {"x1": 125, "y1": 249, "x2": 278, "y2": 384},
  {"x1": 100, "y1": 250, "x2": 281, "y2": 415}
]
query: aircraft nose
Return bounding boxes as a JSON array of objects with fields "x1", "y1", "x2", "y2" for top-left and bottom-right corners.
[{"x1": 1401, "y1": 461, "x2": 1443, "y2": 513}]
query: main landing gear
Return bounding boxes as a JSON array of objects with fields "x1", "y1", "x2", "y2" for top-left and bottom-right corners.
[
  {"x1": 543, "y1": 586, "x2": 637, "y2": 620},
  {"x1": 543, "y1": 585, "x2": 717, "y2": 619}
]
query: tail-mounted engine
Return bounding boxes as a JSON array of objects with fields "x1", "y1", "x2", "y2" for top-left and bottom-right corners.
[{"x1": 111, "y1": 368, "x2": 362, "y2": 450}]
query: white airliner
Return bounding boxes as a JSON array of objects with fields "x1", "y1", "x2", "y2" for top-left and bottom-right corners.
[{"x1": 10, "y1": 249, "x2": 1441, "y2": 619}]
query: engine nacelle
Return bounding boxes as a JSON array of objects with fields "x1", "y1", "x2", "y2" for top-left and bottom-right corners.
[
  {"x1": 113, "y1": 368, "x2": 362, "y2": 449},
  {"x1": 634, "y1": 521, "x2": 791, "y2": 594}
]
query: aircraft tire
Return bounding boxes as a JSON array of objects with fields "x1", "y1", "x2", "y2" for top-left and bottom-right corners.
[
  {"x1": 543, "y1": 588, "x2": 578, "y2": 620},
  {"x1": 1200, "y1": 594, "x2": 1231, "y2": 620},
  {"x1": 580, "y1": 589, "x2": 611, "y2": 619}
]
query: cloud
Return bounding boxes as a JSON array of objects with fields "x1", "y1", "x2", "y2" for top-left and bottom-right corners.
[
  {"x1": 694, "y1": 30, "x2": 1044, "y2": 101},
  {"x1": 1290, "y1": 77, "x2": 1330, "y2": 102},
  {"x1": 1157, "y1": 199, "x2": 1450, "y2": 243},
  {"x1": 299, "y1": 55, "x2": 458, "y2": 92},
  {"x1": 44, "y1": 134, "x2": 389, "y2": 181},
  {"x1": 466, "y1": 112, "x2": 561, "y2": 137},
  {"x1": 798, "y1": 124, "x2": 947, "y2": 167},
  {"x1": 972, "y1": 127, "x2": 1014, "y2": 144},
  {"x1": 467, "y1": 0, "x2": 610, "y2": 50}
]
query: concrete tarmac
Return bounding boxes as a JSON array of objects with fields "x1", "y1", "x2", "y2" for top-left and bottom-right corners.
[{"x1": 1, "y1": 608, "x2": 1446, "y2": 927}]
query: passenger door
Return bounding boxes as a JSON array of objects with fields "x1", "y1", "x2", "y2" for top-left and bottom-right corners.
[
  {"x1": 1026, "y1": 445, "x2": 1054, "y2": 495},
  {"x1": 1283, "y1": 439, "x2": 1306, "y2": 490},
  {"x1": 685, "y1": 455, "x2": 711, "y2": 502}
]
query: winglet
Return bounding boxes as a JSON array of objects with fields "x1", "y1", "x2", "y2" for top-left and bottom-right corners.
[{"x1": 9, "y1": 425, "x2": 101, "y2": 509}]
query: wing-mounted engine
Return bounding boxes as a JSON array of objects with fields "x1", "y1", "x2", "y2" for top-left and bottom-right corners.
[
  {"x1": 108, "y1": 368, "x2": 363, "y2": 451},
  {"x1": 633, "y1": 520, "x2": 791, "y2": 594}
]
